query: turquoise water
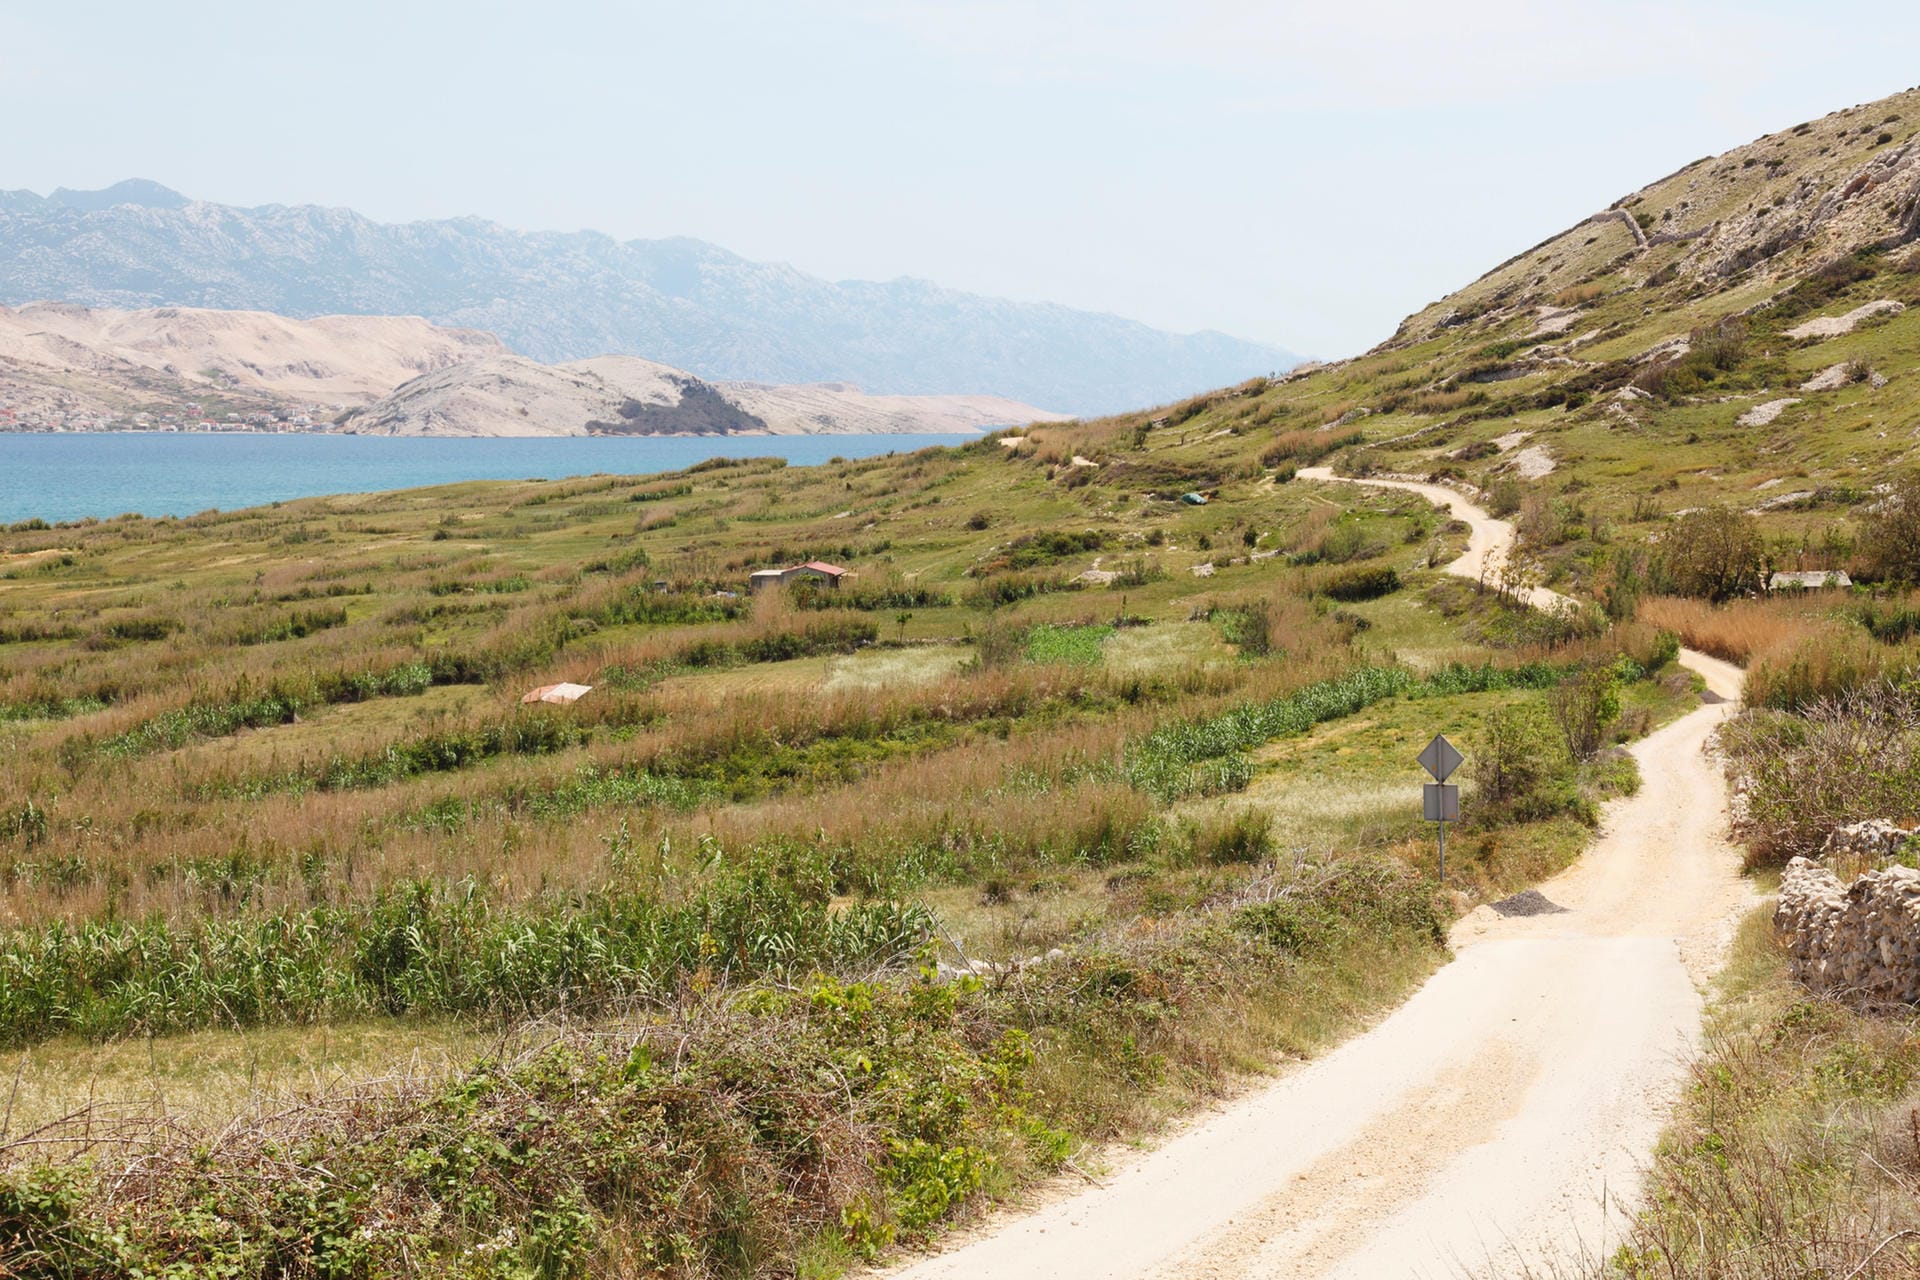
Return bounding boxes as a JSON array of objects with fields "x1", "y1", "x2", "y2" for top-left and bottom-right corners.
[{"x1": 0, "y1": 432, "x2": 974, "y2": 524}]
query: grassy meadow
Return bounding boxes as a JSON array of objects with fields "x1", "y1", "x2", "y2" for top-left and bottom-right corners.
[{"x1": 0, "y1": 427, "x2": 1701, "y2": 1275}]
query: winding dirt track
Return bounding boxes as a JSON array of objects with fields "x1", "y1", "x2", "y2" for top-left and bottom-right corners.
[{"x1": 889, "y1": 471, "x2": 1750, "y2": 1280}]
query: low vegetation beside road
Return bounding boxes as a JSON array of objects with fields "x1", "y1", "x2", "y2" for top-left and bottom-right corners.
[{"x1": 0, "y1": 434, "x2": 1706, "y2": 1275}]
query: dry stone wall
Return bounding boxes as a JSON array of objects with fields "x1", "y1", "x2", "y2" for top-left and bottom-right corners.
[{"x1": 1777, "y1": 824, "x2": 1920, "y2": 1005}]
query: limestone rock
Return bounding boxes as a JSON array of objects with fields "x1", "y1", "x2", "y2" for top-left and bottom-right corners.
[{"x1": 1777, "y1": 823, "x2": 1920, "y2": 1006}]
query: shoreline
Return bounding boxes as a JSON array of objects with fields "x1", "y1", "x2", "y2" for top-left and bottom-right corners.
[{"x1": 0, "y1": 426, "x2": 992, "y2": 439}]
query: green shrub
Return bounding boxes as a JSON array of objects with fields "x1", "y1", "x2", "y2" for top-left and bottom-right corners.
[
  {"x1": 1216, "y1": 601, "x2": 1273, "y2": 655},
  {"x1": 1655, "y1": 506, "x2": 1764, "y2": 601},
  {"x1": 968, "y1": 620, "x2": 1026, "y2": 671},
  {"x1": 1859, "y1": 599, "x2": 1920, "y2": 645},
  {"x1": 1322, "y1": 565, "x2": 1401, "y2": 602},
  {"x1": 0, "y1": 867, "x2": 933, "y2": 1045},
  {"x1": 1191, "y1": 808, "x2": 1273, "y2": 864},
  {"x1": 962, "y1": 572, "x2": 1076, "y2": 609},
  {"x1": 1486, "y1": 479, "x2": 1522, "y2": 519},
  {"x1": 1470, "y1": 704, "x2": 1576, "y2": 820},
  {"x1": 1549, "y1": 665, "x2": 1622, "y2": 761},
  {"x1": 1859, "y1": 473, "x2": 1920, "y2": 585},
  {"x1": 1025, "y1": 623, "x2": 1113, "y2": 666}
]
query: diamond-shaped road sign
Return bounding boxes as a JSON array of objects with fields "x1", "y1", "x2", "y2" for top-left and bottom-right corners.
[{"x1": 1417, "y1": 733, "x2": 1464, "y2": 782}]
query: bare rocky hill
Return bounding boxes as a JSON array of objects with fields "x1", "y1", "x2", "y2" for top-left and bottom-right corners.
[
  {"x1": 0, "y1": 302, "x2": 1060, "y2": 435},
  {"x1": 1387, "y1": 87, "x2": 1920, "y2": 350},
  {"x1": 338, "y1": 353, "x2": 1064, "y2": 437},
  {"x1": 0, "y1": 302, "x2": 505, "y2": 425}
]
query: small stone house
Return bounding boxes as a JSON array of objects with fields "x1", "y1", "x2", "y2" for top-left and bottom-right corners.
[
  {"x1": 749, "y1": 561, "x2": 849, "y2": 592},
  {"x1": 1769, "y1": 570, "x2": 1852, "y2": 591}
]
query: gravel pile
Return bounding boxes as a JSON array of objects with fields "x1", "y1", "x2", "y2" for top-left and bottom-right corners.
[{"x1": 1490, "y1": 889, "x2": 1567, "y2": 918}]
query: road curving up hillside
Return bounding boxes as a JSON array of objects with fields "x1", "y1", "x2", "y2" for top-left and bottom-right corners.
[{"x1": 889, "y1": 473, "x2": 1751, "y2": 1280}]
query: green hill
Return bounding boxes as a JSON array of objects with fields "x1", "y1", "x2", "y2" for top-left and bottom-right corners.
[{"x1": 998, "y1": 86, "x2": 1920, "y2": 593}]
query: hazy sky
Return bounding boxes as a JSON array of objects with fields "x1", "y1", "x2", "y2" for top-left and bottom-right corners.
[{"x1": 4, "y1": 2, "x2": 1919, "y2": 357}]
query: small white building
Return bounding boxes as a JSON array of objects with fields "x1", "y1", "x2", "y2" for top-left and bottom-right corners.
[
  {"x1": 749, "y1": 561, "x2": 850, "y2": 592},
  {"x1": 1769, "y1": 570, "x2": 1852, "y2": 591}
]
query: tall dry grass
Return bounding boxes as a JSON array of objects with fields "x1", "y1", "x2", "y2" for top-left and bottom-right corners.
[
  {"x1": 1637, "y1": 594, "x2": 1840, "y2": 664},
  {"x1": 1638, "y1": 594, "x2": 1915, "y2": 709}
]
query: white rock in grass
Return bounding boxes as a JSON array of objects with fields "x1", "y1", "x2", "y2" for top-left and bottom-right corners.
[{"x1": 1737, "y1": 398, "x2": 1802, "y2": 427}]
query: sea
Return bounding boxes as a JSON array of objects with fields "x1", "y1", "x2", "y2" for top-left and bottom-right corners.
[{"x1": 0, "y1": 432, "x2": 975, "y2": 525}]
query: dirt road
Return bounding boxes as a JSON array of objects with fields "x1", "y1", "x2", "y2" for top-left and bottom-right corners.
[{"x1": 890, "y1": 472, "x2": 1749, "y2": 1279}]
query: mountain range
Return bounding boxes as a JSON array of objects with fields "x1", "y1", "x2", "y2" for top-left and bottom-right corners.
[{"x1": 0, "y1": 181, "x2": 1298, "y2": 415}]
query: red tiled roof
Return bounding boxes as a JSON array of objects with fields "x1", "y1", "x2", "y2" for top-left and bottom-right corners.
[{"x1": 793, "y1": 561, "x2": 848, "y2": 576}]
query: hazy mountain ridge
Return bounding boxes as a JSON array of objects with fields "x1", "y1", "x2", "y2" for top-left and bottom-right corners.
[{"x1": 0, "y1": 183, "x2": 1297, "y2": 414}]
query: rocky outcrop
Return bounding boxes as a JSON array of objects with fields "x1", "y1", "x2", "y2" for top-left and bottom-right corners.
[
  {"x1": 1822, "y1": 819, "x2": 1917, "y2": 862},
  {"x1": 1777, "y1": 831, "x2": 1920, "y2": 1005},
  {"x1": 1599, "y1": 206, "x2": 1649, "y2": 250},
  {"x1": 339, "y1": 352, "x2": 1063, "y2": 437},
  {"x1": 1736, "y1": 398, "x2": 1802, "y2": 427},
  {"x1": 1784, "y1": 299, "x2": 1906, "y2": 340}
]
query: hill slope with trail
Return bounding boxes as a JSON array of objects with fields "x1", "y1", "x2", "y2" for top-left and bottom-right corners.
[{"x1": 890, "y1": 476, "x2": 1750, "y2": 1280}]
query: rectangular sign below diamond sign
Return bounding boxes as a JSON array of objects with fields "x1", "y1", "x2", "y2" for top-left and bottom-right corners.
[{"x1": 1416, "y1": 733, "x2": 1464, "y2": 882}]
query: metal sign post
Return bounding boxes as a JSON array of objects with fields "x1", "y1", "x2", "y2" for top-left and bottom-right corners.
[{"x1": 1417, "y1": 733, "x2": 1463, "y2": 882}]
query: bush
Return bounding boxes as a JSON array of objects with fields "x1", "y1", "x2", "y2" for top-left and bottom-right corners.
[
  {"x1": 1108, "y1": 556, "x2": 1167, "y2": 588},
  {"x1": 1763, "y1": 249, "x2": 1881, "y2": 323},
  {"x1": 1292, "y1": 522, "x2": 1379, "y2": 566},
  {"x1": 968, "y1": 620, "x2": 1026, "y2": 671},
  {"x1": 1548, "y1": 666, "x2": 1622, "y2": 761},
  {"x1": 1625, "y1": 626, "x2": 1682, "y2": 673},
  {"x1": 1469, "y1": 705, "x2": 1579, "y2": 822},
  {"x1": 1859, "y1": 598, "x2": 1920, "y2": 645},
  {"x1": 1191, "y1": 808, "x2": 1273, "y2": 864},
  {"x1": 962, "y1": 572, "x2": 1076, "y2": 610},
  {"x1": 1859, "y1": 472, "x2": 1920, "y2": 585},
  {"x1": 1723, "y1": 684, "x2": 1920, "y2": 865},
  {"x1": 1233, "y1": 859, "x2": 1443, "y2": 954},
  {"x1": 1321, "y1": 565, "x2": 1401, "y2": 602},
  {"x1": 1633, "y1": 317, "x2": 1750, "y2": 399},
  {"x1": 1657, "y1": 506, "x2": 1763, "y2": 601},
  {"x1": 1216, "y1": 600, "x2": 1273, "y2": 655},
  {"x1": 1486, "y1": 479, "x2": 1522, "y2": 519},
  {"x1": 986, "y1": 530, "x2": 1105, "y2": 572}
]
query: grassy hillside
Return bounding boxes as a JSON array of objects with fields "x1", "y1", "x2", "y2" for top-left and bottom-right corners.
[
  {"x1": 3, "y1": 85, "x2": 1920, "y2": 1278},
  {"x1": 1000, "y1": 86, "x2": 1920, "y2": 601}
]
